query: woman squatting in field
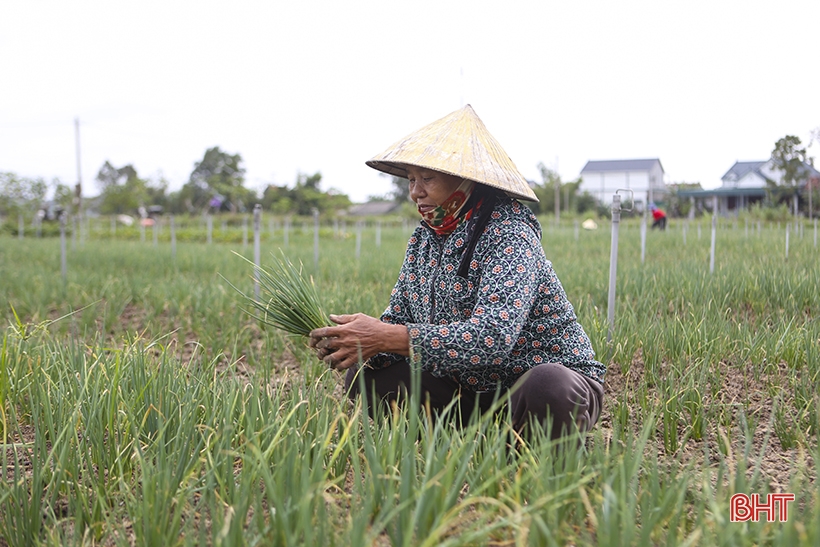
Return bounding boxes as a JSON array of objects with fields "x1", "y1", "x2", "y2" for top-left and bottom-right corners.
[{"x1": 309, "y1": 105, "x2": 605, "y2": 440}]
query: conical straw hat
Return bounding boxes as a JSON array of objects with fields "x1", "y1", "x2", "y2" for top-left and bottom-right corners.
[{"x1": 366, "y1": 105, "x2": 538, "y2": 202}]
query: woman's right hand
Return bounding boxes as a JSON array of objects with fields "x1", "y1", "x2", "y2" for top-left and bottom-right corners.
[{"x1": 309, "y1": 313, "x2": 409, "y2": 370}]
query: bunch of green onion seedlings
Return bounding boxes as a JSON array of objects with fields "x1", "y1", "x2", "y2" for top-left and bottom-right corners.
[{"x1": 226, "y1": 251, "x2": 330, "y2": 336}]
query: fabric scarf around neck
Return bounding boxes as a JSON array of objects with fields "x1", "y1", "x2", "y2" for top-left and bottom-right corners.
[{"x1": 419, "y1": 178, "x2": 478, "y2": 236}]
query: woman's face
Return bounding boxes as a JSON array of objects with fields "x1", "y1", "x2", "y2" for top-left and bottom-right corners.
[{"x1": 405, "y1": 165, "x2": 463, "y2": 215}]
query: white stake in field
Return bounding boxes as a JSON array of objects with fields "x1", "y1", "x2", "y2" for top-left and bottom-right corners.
[
  {"x1": 785, "y1": 223, "x2": 790, "y2": 261},
  {"x1": 60, "y1": 212, "x2": 67, "y2": 284},
  {"x1": 170, "y1": 216, "x2": 177, "y2": 261},
  {"x1": 254, "y1": 204, "x2": 262, "y2": 299},
  {"x1": 640, "y1": 214, "x2": 647, "y2": 264},
  {"x1": 313, "y1": 208, "x2": 320, "y2": 271},
  {"x1": 355, "y1": 221, "x2": 363, "y2": 259},
  {"x1": 607, "y1": 190, "x2": 632, "y2": 345}
]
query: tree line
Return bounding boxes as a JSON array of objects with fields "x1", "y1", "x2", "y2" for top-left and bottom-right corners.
[
  {"x1": 3, "y1": 134, "x2": 817, "y2": 222},
  {"x1": 0, "y1": 146, "x2": 353, "y2": 220},
  {"x1": 2, "y1": 149, "x2": 600, "y2": 222}
]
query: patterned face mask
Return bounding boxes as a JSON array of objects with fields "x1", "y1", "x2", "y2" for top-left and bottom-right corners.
[{"x1": 419, "y1": 178, "x2": 477, "y2": 236}]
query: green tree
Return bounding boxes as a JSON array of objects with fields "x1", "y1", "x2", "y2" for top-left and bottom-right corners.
[
  {"x1": 95, "y1": 161, "x2": 162, "y2": 215},
  {"x1": 666, "y1": 182, "x2": 703, "y2": 218},
  {"x1": 296, "y1": 172, "x2": 322, "y2": 191},
  {"x1": 290, "y1": 172, "x2": 352, "y2": 215},
  {"x1": 769, "y1": 135, "x2": 807, "y2": 214},
  {"x1": 259, "y1": 171, "x2": 351, "y2": 215},
  {"x1": 260, "y1": 184, "x2": 293, "y2": 215},
  {"x1": 145, "y1": 173, "x2": 170, "y2": 211},
  {"x1": 388, "y1": 174, "x2": 410, "y2": 203},
  {"x1": 530, "y1": 163, "x2": 582, "y2": 216},
  {"x1": 575, "y1": 190, "x2": 599, "y2": 215},
  {"x1": 180, "y1": 146, "x2": 254, "y2": 213},
  {"x1": 0, "y1": 172, "x2": 49, "y2": 216},
  {"x1": 320, "y1": 188, "x2": 353, "y2": 213},
  {"x1": 96, "y1": 161, "x2": 137, "y2": 189},
  {"x1": 52, "y1": 182, "x2": 74, "y2": 212}
]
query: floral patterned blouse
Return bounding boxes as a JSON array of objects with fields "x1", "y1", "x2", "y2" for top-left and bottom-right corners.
[{"x1": 368, "y1": 197, "x2": 606, "y2": 392}]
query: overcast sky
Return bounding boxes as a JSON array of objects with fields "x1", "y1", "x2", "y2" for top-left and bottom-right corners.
[{"x1": 2, "y1": 1, "x2": 819, "y2": 203}]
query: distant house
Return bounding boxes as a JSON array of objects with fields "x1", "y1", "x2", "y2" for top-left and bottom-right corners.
[
  {"x1": 348, "y1": 201, "x2": 403, "y2": 216},
  {"x1": 579, "y1": 159, "x2": 667, "y2": 209},
  {"x1": 679, "y1": 160, "x2": 820, "y2": 216}
]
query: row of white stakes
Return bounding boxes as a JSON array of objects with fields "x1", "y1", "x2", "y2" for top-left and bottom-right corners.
[
  {"x1": 608, "y1": 193, "x2": 817, "y2": 350},
  {"x1": 43, "y1": 207, "x2": 820, "y2": 306},
  {"x1": 53, "y1": 208, "x2": 393, "y2": 286},
  {"x1": 41, "y1": 213, "x2": 397, "y2": 248}
]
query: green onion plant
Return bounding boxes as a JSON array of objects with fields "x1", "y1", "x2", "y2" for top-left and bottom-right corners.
[{"x1": 226, "y1": 251, "x2": 330, "y2": 337}]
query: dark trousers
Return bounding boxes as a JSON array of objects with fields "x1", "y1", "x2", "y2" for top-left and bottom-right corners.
[{"x1": 345, "y1": 362, "x2": 603, "y2": 440}]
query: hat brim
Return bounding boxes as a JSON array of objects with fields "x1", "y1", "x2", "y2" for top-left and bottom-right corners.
[
  {"x1": 365, "y1": 105, "x2": 539, "y2": 203},
  {"x1": 366, "y1": 160, "x2": 538, "y2": 202}
]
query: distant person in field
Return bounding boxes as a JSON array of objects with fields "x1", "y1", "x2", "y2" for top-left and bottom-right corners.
[
  {"x1": 650, "y1": 203, "x2": 667, "y2": 230},
  {"x1": 309, "y1": 105, "x2": 605, "y2": 440}
]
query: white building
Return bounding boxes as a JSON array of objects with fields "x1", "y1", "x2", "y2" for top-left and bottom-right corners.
[
  {"x1": 579, "y1": 159, "x2": 667, "y2": 209},
  {"x1": 722, "y1": 160, "x2": 769, "y2": 188},
  {"x1": 679, "y1": 159, "x2": 820, "y2": 216}
]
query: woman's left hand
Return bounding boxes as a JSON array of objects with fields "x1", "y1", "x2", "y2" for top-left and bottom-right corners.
[{"x1": 309, "y1": 313, "x2": 409, "y2": 370}]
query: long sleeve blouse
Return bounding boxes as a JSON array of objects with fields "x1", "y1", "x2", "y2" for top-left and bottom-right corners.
[{"x1": 368, "y1": 197, "x2": 606, "y2": 392}]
